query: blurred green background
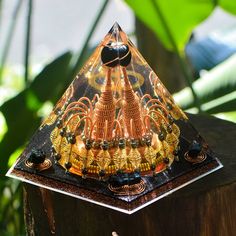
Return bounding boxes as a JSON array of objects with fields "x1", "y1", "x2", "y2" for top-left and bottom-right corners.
[{"x1": 1, "y1": 0, "x2": 236, "y2": 235}]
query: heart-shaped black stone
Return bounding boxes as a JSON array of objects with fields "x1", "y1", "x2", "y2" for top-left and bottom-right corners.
[{"x1": 101, "y1": 42, "x2": 131, "y2": 67}]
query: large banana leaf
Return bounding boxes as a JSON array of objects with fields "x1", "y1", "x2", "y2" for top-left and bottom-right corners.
[
  {"x1": 173, "y1": 53, "x2": 236, "y2": 112},
  {"x1": 202, "y1": 90, "x2": 236, "y2": 113},
  {"x1": 125, "y1": 0, "x2": 236, "y2": 52},
  {"x1": 0, "y1": 52, "x2": 72, "y2": 175},
  {"x1": 220, "y1": 0, "x2": 236, "y2": 15}
]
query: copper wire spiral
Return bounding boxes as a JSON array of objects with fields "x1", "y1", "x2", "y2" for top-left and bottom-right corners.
[
  {"x1": 92, "y1": 69, "x2": 116, "y2": 141},
  {"x1": 122, "y1": 68, "x2": 144, "y2": 139},
  {"x1": 50, "y1": 38, "x2": 182, "y2": 181}
]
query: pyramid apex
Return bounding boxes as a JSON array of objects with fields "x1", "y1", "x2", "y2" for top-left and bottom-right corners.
[{"x1": 108, "y1": 22, "x2": 123, "y2": 34}]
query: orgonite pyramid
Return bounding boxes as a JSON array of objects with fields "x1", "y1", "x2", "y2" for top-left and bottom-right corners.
[{"x1": 7, "y1": 23, "x2": 222, "y2": 214}]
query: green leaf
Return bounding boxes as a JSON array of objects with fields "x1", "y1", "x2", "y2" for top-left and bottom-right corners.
[
  {"x1": 219, "y1": 0, "x2": 236, "y2": 15},
  {"x1": 201, "y1": 90, "x2": 236, "y2": 113},
  {"x1": 30, "y1": 51, "x2": 72, "y2": 103},
  {"x1": 125, "y1": 0, "x2": 214, "y2": 51},
  {"x1": 173, "y1": 54, "x2": 236, "y2": 112},
  {"x1": 0, "y1": 52, "x2": 72, "y2": 175},
  {"x1": 215, "y1": 111, "x2": 236, "y2": 123},
  {"x1": 25, "y1": 90, "x2": 42, "y2": 111}
]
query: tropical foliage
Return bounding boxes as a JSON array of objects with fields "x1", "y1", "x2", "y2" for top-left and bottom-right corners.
[{"x1": 0, "y1": 0, "x2": 236, "y2": 235}]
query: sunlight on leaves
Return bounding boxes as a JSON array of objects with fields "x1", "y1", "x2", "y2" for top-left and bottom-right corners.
[
  {"x1": 0, "y1": 112, "x2": 7, "y2": 142},
  {"x1": 125, "y1": 0, "x2": 214, "y2": 51}
]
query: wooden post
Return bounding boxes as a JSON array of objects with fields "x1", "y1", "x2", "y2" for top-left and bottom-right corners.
[{"x1": 23, "y1": 114, "x2": 236, "y2": 236}]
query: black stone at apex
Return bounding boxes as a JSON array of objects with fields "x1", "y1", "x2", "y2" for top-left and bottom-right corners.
[{"x1": 101, "y1": 43, "x2": 131, "y2": 67}]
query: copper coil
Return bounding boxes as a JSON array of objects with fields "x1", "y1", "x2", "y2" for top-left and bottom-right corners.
[
  {"x1": 184, "y1": 152, "x2": 207, "y2": 164},
  {"x1": 122, "y1": 68, "x2": 144, "y2": 139},
  {"x1": 108, "y1": 179, "x2": 146, "y2": 196},
  {"x1": 25, "y1": 159, "x2": 52, "y2": 171},
  {"x1": 92, "y1": 69, "x2": 116, "y2": 141}
]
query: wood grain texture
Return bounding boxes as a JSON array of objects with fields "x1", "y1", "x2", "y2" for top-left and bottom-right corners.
[{"x1": 23, "y1": 114, "x2": 236, "y2": 236}]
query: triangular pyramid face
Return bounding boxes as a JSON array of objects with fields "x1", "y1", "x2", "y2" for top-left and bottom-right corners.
[
  {"x1": 7, "y1": 23, "x2": 222, "y2": 214},
  {"x1": 41, "y1": 22, "x2": 188, "y2": 178}
]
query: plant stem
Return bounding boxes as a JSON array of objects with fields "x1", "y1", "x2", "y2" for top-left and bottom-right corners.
[
  {"x1": 212, "y1": 0, "x2": 218, "y2": 7},
  {"x1": 24, "y1": 0, "x2": 33, "y2": 84},
  {"x1": 69, "y1": 0, "x2": 109, "y2": 80},
  {"x1": 0, "y1": 0, "x2": 23, "y2": 81},
  {"x1": 150, "y1": 0, "x2": 202, "y2": 112}
]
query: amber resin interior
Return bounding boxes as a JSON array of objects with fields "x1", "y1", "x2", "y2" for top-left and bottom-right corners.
[{"x1": 41, "y1": 23, "x2": 187, "y2": 179}]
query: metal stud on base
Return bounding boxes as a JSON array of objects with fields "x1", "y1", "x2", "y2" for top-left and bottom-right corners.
[
  {"x1": 25, "y1": 149, "x2": 52, "y2": 171},
  {"x1": 184, "y1": 140, "x2": 207, "y2": 164}
]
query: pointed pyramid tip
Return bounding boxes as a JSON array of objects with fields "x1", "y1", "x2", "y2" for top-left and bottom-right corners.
[{"x1": 108, "y1": 22, "x2": 123, "y2": 34}]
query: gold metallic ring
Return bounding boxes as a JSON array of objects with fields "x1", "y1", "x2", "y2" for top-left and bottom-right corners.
[
  {"x1": 87, "y1": 70, "x2": 144, "y2": 91},
  {"x1": 25, "y1": 159, "x2": 52, "y2": 171},
  {"x1": 108, "y1": 178, "x2": 146, "y2": 196},
  {"x1": 184, "y1": 152, "x2": 207, "y2": 164}
]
